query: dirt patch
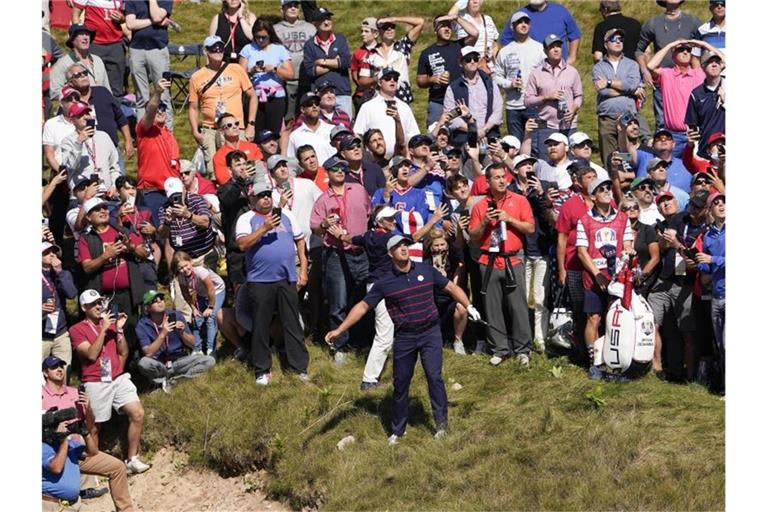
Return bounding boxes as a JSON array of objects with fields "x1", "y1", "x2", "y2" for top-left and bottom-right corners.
[{"x1": 80, "y1": 448, "x2": 286, "y2": 511}]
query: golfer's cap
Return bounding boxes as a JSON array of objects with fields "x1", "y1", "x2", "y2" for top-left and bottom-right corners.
[
  {"x1": 656, "y1": 191, "x2": 675, "y2": 205},
  {"x1": 339, "y1": 135, "x2": 363, "y2": 151},
  {"x1": 647, "y1": 157, "x2": 670, "y2": 172},
  {"x1": 707, "y1": 132, "x2": 725, "y2": 146},
  {"x1": 203, "y1": 35, "x2": 224, "y2": 48},
  {"x1": 163, "y1": 177, "x2": 184, "y2": 197},
  {"x1": 700, "y1": 50, "x2": 722, "y2": 66},
  {"x1": 378, "y1": 67, "x2": 400, "y2": 80},
  {"x1": 569, "y1": 132, "x2": 593, "y2": 147},
  {"x1": 707, "y1": 191, "x2": 725, "y2": 207},
  {"x1": 299, "y1": 92, "x2": 319, "y2": 107},
  {"x1": 390, "y1": 155, "x2": 411, "y2": 170},
  {"x1": 544, "y1": 132, "x2": 568, "y2": 145},
  {"x1": 42, "y1": 241, "x2": 62, "y2": 254},
  {"x1": 511, "y1": 154, "x2": 537, "y2": 169},
  {"x1": 247, "y1": 180, "x2": 272, "y2": 196},
  {"x1": 543, "y1": 33, "x2": 563, "y2": 48},
  {"x1": 375, "y1": 206, "x2": 399, "y2": 223},
  {"x1": 408, "y1": 134, "x2": 432, "y2": 148},
  {"x1": 386, "y1": 235, "x2": 410, "y2": 252},
  {"x1": 361, "y1": 17, "x2": 379, "y2": 30},
  {"x1": 142, "y1": 290, "x2": 165, "y2": 306},
  {"x1": 604, "y1": 28, "x2": 625, "y2": 41},
  {"x1": 330, "y1": 125, "x2": 352, "y2": 140},
  {"x1": 79, "y1": 289, "x2": 103, "y2": 306},
  {"x1": 255, "y1": 129, "x2": 278, "y2": 143},
  {"x1": 323, "y1": 156, "x2": 350, "y2": 172},
  {"x1": 653, "y1": 128, "x2": 673, "y2": 140},
  {"x1": 587, "y1": 178, "x2": 612, "y2": 195},
  {"x1": 82, "y1": 196, "x2": 108, "y2": 215}
]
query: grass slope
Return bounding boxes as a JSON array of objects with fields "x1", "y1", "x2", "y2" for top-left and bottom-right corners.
[{"x1": 142, "y1": 345, "x2": 724, "y2": 510}]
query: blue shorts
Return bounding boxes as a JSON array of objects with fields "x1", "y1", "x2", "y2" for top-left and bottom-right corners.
[{"x1": 583, "y1": 288, "x2": 609, "y2": 315}]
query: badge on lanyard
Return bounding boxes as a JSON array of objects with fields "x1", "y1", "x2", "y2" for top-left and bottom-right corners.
[
  {"x1": 175, "y1": 235, "x2": 183, "y2": 247},
  {"x1": 100, "y1": 356, "x2": 113, "y2": 383}
]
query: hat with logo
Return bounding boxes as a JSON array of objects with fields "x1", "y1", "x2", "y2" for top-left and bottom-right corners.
[
  {"x1": 323, "y1": 156, "x2": 350, "y2": 172},
  {"x1": 67, "y1": 101, "x2": 91, "y2": 118},
  {"x1": 390, "y1": 155, "x2": 412, "y2": 171},
  {"x1": 510, "y1": 12, "x2": 531, "y2": 25},
  {"x1": 60, "y1": 85, "x2": 81, "y2": 101},
  {"x1": 408, "y1": 134, "x2": 432, "y2": 148},
  {"x1": 164, "y1": 177, "x2": 184, "y2": 197},
  {"x1": 299, "y1": 92, "x2": 319, "y2": 107},
  {"x1": 386, "y1": 234, "x2": 411, "y2": 252},
  {"x1": 630, "y1": 176, "x2": 654, "y2": 191},
  {"x1": 569, "y1": 132, "x2": 593, "y2": 147},
  {"x1": 690, "y1": 171, "x2": 711, "y2": 186},
  {"x1": 375, "y1": 206, "x2": 399, "y2": 223},
  {"x1": 247, "y1": 180, "x2": 272, "y2": 196},
  {"x1": 647, "y1": 157, "x2": 670, "y2": 172},
  {"x1": 315, "y1": 80, "x2": 336, "y2": 93},
  {"x1": 361, "y1": 17, "x2": 379, "y2": 30},
  {"x1": 79, "y1": 289, "x2": 103, "y2": 306},
  {"x1": 707, "y1": 132, "x2": 725, "y2": 146},
  {"x1": 543, "y1": 34, "x2": 563, "y2": 48},
  {"x1": 655, "y1": 190, "x2": 675, "y2": 205},
  {"x1": 587, "y1": 178, "x2": 612, "y2": 195},
  {"x1": 314, "y1": 7, "x2": 334, "y2": 20},
  {"x1": 142, "y1": 290, "x2": 165, "y2": 306},
  {"x1": 339, "y1": 135, "x2": 363, "y2": 151},
  {"x1": 653, "y1": 128, "x2": 673, "y2": 140},
  {"x1": 267, "y1": 154, "x2": 299, "y2": 172},
  {"x1": 460, "y1": 46, "x2": 481, "y2": 58},
  {"x1": 707, "y1": 191, "x2": 725, "y2": 207},
  {"x1": 500, "y1": 135, "x2": 521, "y2": 150},
  {"x1": 330, "y1": 125, "x2": 353, "y2": 141},
  {"x1": 604, "y1": 28, "x2": 625, "y2": 41},
  {"x1": 378, "y1": 67, "x2": 400, "y2": 80},
  {"x1": 82, "y1": 196, "x2": 108, "y2": 215},
  {"x1": 42, "y1": 241, "x2": 62, "y2": 255},
  {"x1": 255, "y1": 129, "x2": 278, "y2": 143},
  {"x1": 42, "y1": 356, "x2": 67, "y2": 371},
  {"x1": 511, "y1": 154, "x2": 537, "y2": 169}
]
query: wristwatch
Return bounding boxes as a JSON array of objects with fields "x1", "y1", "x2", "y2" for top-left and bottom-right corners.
[{"x1": 607, "y1": 79, "x2": 613, "y2": 89}]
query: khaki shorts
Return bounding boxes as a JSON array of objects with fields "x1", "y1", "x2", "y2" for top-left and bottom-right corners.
[{"x1": 84, "y1": 373, "x2": 139, "y2": 423}]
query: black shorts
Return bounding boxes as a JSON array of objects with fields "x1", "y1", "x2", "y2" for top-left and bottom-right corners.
[{"x1": 583, "y1": 287, "x2": 609, "y2": 315}]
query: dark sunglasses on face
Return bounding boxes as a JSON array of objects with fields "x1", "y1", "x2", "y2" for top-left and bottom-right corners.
[
  {"x1": 380, "y1": 76, "x2": 398, "y2": 82},
  {"x1": 463, "y1": 54, "x2": 480, "y2": 63},
  {"x1": 207, "y1": 45, "x2": 225, "y2": 53},
  {"x1": 694, "y1": 179, "x2": 710, "y2": 185},
  {"x1": 608, "y1": 36, "x2": 624, "y2": 43},
  {"x1": 675, "y1": 46, "x2": 692, "y2": 53},
  {"x1": 345, "y1": 143, "x2": 362, "y2": 151},
  {"x1": 255, "y1": 191, "x2": 272, "y2": 199},
  {"x1": 70, "y1": 70, "x2": 89, "y2": 79},
  {"x1": 636, "y1": 184, "x2": 653, "y2": 192},
  {"x1": 711, "y1": 1, "x2": 725, "y2": 7},
  {"x1": 254, "y1": 35, "x2": 269, "y2": 41},
  {"x1": 712, "y1": 198, "x2": 725, "y2": 206},
  {"x1": 595, "y1": 185, "x2": 612, "y2": 194},
  {"x1": 447, "y1": 154, "x2": 461, "y2": 160},
  {"x1": 181, "y1": 171, "x2": 192, "y2": 176},
  {"x1": 303, "y1": 100, "x2": 321, "y2": 108},
  {"x1": 91, "y1": 205, "x2": 108, "y2": 212},
  {"x1": 621, "y1": 205, "x2": 640, "y2": 212}
]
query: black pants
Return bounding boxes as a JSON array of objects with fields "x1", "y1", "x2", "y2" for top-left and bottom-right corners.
[
  {"x1": 246, "y1": 280, "x2": 309, "y2": 376},
  {"x1": 255, "y1": 97, "x2": 287, "y2": 135}
]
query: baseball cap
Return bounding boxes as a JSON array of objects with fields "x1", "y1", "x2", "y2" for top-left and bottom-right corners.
[
  {"x1": 330, "y1": 125, "x2": 353, "y2": 140},
  {"x1": 653, "y1": 128, "x2": 673, "y2": 140},
  {"x1": 700, "y1": 50, "x2": 722, "y2": 67},
  {"x1": 569, "y1": 132, "x2": 593, "y2": 147},
  {"x1": 67, "y1": 101, "x2": 91, "y2": 118},
  {"x1": 587, "y1": 178, "x2": 612, "y2": 195},
  {"x1": 79, "y1": 289, "x2": 103, "y2": 306},
  {"x1": 647, "y1": 157, "x2": 670, "y2": 172},
  {"x1": 255, "y1": 129, "x2": 278, "y2": 143},
  {"x1": 361, "y1": 17, "x2": 379, "y2": 30},
  {"x1": 375, "y1": 206, "x2": 399, "y2": 223},
  {"x1": 500, "y1": 135, "x2": 521, "y2": 150},
  {"x1": 339, "y1": 135, "x2": 363, "y2": 151},
  {"x1": 567, "y1": 157, "x2": 592, "y2": 173},
  {"x1": 315, "y1": 80, "x2": 336, "y2": 93},
  {"x1": 157, "y1": 101, "x2": 168, "y2": 112},
  {"x1": 164, "y1": 177, "x2": 184, "y2": 197},
  {"x1": 511, "y1": 154, "x2": 537, "y2": 169},
  {"x1": 299, "y1": 92, "x2": 319, "y2": 107},
  {"x1": 315, "y1": 7, "x2": 334, "y2": 20},
  {"x1": 281, "y1": 0, "x2": 300, "y2": 5},
  {"x1": 655, "y1": 191, "x2": 675, "y2": 205},
  {"x1": 42, "y1": 241, "x2": 62, "y2": 255},
  {"x1": 266, "y1": 154, "x2": 298, "y2": 172},
  {"x1": 66, "y1": 24, "x2": 96, "y2": 48},
  {"x1": 604, "y1": 28, "x2": 625, "y2": 41},
  {"x1": 378, "y1": 67, "x2": 400, "y2": 80},
  {"x1": 437, "y1": 125, "x2": 451, "y2": 136},
  {"x1": 707, "y1": 191, "x2": 725, "y2": 207},
  {"x1": 543, "y1": 34, "x2": 563, "y2": 48},
  {"x1": 510, "y1": 12, "x2": 531, "y2": 25},
  {"x1": 707, "y1": 132, "x2": 725, "y2": 146},
  {"x1": 690, "y1": 171, "x2": 711, "y2": 185},
  {"x1": 179, "y1": 159, "x2": 196, "y2": 174},
  {"x1": 42, "y1": 356, "x2": 67, "y2": 370},
  {"x1": 386, "y1": 234, "x2": 411, "y2": 252},
  {"x1": 445, "y1": 146, "x2": 462, "y2": 157},
  {"x1": 323, "y1": 156, "x2": 350, "y2": 172},
  {"x1": 433, "y1": 15, "x2": 453, "y2": 28},
  {"x1": 73, "y1": 175, "x2": 97, "y2": 190},
  {"x1": 544, "y1": 132, "x2": 568, "y2": 145},
  {"x1": 142, "y1": 290, "x2": 165, "y2": 306},
  {"x1": 460, "y1": 46, "x2": 480, "y2": 58},
  {"x1": 689, "y1": 189, "x2": 709, "y2": 209},
  {"x1": 60, "y1": 85, "x2": 81, "y2": 101},
  {"x1": 390, "y1": 155, "x2": 412, "y2": 170},
  {"x1": 203, "y1": 35, "x2": 224, "y2": 48},
  {"x1": 247, "y1": 180, "x2": 272, "y2": 196},
  {"x1": 82, "y1": 196, "x2": 108, "y2": 215},
  {"x1": 630, "y1": 176, "x2": 654, "y2": 190},
  {"x1": 408, "y1": 134, "x2": 432, "y2": 148}
]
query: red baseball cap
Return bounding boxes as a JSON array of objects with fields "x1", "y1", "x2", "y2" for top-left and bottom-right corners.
[
  {"x1": 655, "y1": 191, "x2": 675, "y2": 205},
  {"x1": 67, "y1": 101, "x2": 91, "y2": 118},
  {"x1": 707, "y1": 132, "x2": 725, "y2": 146},
  {"x1": 60, "y1": 85, "x2": 81, "y2": 101},
  {"x1": 706, "y1": 191, "x2": 725, "y2": 208}
]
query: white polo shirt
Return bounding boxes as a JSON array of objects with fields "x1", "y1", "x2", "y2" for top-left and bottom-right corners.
[
  {"x1": 353, "y1": 94, "x2": 420, "y2": 160},
  {"x1": 287, "y1": 120, "x2": 335, "y2": 165}
]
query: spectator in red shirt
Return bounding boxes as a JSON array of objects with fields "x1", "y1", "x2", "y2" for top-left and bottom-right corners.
[
  {"x1": 212, "y1": 112, "x2": 264, "y2": 185},
  {"x1": 468, "y1": 163, "x2": 535, "y2": 367},
  {"x1": 136, "y1": 78, "x2": 180, "y2": 226},
  {"x1": 351, "y1": 18, "x2": 379, "y2": 113}
]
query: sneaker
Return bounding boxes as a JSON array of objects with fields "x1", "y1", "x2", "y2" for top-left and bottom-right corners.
[
  {"x1": 434, "y1": 422, "x2": 448, "y2": 439},
  {"x1": 125, "y1": 456, "x2": 151, "y2": 475},
  {"x1": 161, "y1": 377, "x2": 172, "y2": 394},
  {"x1": 255, "y1": 373, "x2": 272, "y2": 386},
  {"x1": 233, "y1": 346, "x2": 250, "y2": 362},
  {"x1": 80, "y1": 487, "x2": 109, "y2": 499},
  {"x1": 453, "y1": 340, "x2": 467, "y2": 356},
  {"x1": 489, "y1": 355, "x2": 504, "y2": 366},
  {"x1": 516, "y1": 353, "x2": 530, "y2": 368},
  {"x1": 333, "y1": 351, "x2": 348, "y2": 366},
  {"x1": 360, "y1": 380, "x2": 379, "y2": 391},
  {"x1": 297, "y1": 372, "x2": 310, "y2": 382},
  {"x1": 387, "y1": 434, "x2": 401, "y2": 446},
  {"x1": 588, "y1": 365, "x2": 603, "y2": 381}
]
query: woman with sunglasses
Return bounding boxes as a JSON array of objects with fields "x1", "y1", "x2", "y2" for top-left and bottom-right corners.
[
  {"x1": 209, "y1": 0, "x2": 257, "y2": 63},
  {"x1": 619, "y1": 196, "x2": 660, "y2": 297},
  {"x1": 448, "y1": 0, "x2": 499, "y2": 74},
  {"x1": 239, "y1": 17, "x2": 294, "y2": 134}
]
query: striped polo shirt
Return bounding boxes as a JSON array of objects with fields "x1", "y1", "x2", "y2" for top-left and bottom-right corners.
[
  {"x1": 363, "y1": 261, "x2": 449, "y2": 338},
  {"x1": 159, "y1": 194, "x2": 216, "y2": 258}
]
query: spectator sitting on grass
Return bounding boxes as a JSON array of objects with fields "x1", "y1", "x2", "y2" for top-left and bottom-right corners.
[{"x1": 135, "y1": 290, "x2": 215, "y2": 393}]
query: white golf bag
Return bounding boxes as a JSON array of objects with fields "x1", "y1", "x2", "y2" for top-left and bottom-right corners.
[{"x1": 593, "y1": 255, "x2": 655, "y2": 377}]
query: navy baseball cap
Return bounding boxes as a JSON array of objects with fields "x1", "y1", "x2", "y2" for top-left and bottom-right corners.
[
  {"x1": 255, "y1": 129, "x2": 278, "y2": 143},
  {"x1": 408, "y1": 134, "x2": 432, "y2": 148},
  {"x1": 42, "y1": 356, "x2": 66, "y2": 370},
  {"x1": 323, "y1": 156, "x2": 350, "y2": 172}
]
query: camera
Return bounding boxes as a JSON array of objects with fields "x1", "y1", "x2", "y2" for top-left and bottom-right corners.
[
  {"x1": 449, "y1": 106, "x2": 462, "y2": 118},
  {"x1": 488, "y1": 136, "x2": 498, "y2": 145},
  {"x1": 169, "y1": 193, "x2": 184, "y2": 207},
  {"x1": 42, "y1": 407, "x2": 84, "y2": 446},
  {"x1": 535, "y1": 118, "x2": 547, "y2": 129},
  {"x1": 162, "y1": 71, "x2": 172, "y2": 81}
]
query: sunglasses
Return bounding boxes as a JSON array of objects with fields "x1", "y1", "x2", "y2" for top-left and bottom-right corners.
[
  {"x1": 181, "y1": 171, "x2": 193, "y2": 176},
  {"x1": 327, "y1": 166, "x2": 347, "y2": 173},
  {"x1": 255, "y1": 191, "x2": 272, "y2": 199},
  {"x1": 303, "y1": 100, "x2": 321, "y2": 108},
  {"x1": 635, "y1": 184, "x2": 653, "y2": 192},
  {"x1": 675, "y1": 46, "x2": 692, "y2": 53},
  {"x1": 711, "y1": 1, "x2": 725, "y2": 7},
  {"x1": 380, "y1": 76, "x2": 398, "y2": 82},
  {"x1": 343, "y1": 142, "x2": 362, "y2": 151},
  {"x1": 594, "y1": 184, "x2": 612, "y2": 194},
  {"x1": 90, "y1": 205, "x2": 108, "y2": 212},
  {"x1": 70, "y1": 70, "x2": 89, "y2": 79},
  {"x1": 693, "y1": 179, "x2": 710, "y2": 186},
  {"x1": 463, "y1": 54, "x2": 481, "y2": 63},
  {"x1": 711, "y1": 198, "x2": 725, "y2": 206},
  {"x1": 378, "y1": 23, "x2": 396, "y2": 31},
  {"x1": 621, "y1": 205, "x2": 640, "y2": 212},
  {"x1": 207, "y1": 45, "x2": 225, "y2": 53},
  {"x1": 447, "y1": 154, "x2": 461, "y2": 160},
  {"x1": 221, "y1": 121, "x2": 240, "y2": 129},
  {"x1": 608, "y1": 36, "x2": 624, "y2": 43},
  {"x1": 254, "y1": 35, "x2": 270, "y2": 41}
]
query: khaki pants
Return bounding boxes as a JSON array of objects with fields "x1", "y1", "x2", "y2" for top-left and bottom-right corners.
[
  {"x1": 42, "y1": 332, "x2": 72, "y2": 366},
  {"x1": 80, "y1": 451, "x2": 135, "y2": 512}
]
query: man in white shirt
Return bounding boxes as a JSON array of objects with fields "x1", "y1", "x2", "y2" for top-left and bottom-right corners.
[
  {"x1": 43, "y1": 86, "x2": 80, "y2": 172},
  {"x1": 353, "y1": 67, "x2": 420, "y2": 160},
  {"x1": 288, "y1": 92, "x2": 336, "y2": 165},
  {"x1": 494, "y1": 11, "x2": 545, "y2": 140}
]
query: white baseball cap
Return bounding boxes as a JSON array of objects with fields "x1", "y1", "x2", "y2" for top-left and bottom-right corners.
[
  {"x1": 545, "y1": 132, "x2": 569, "y2": 145},
  {"x1": 79, "y1": 289, "x2": 103, "y2": 306},
  {"x1": 82, "y1": 197, "x2": 108, "y2": 215},
  {"x1": 568, "y1": 132, "x2": 593, "y2": 147},
  {"x1": 460, "y1": 46, "x2": 481, "y2": 58},
  {"x1": 511, "y1": 154, "x2": 537, "y2": 169},
  {"x1": 375, "y1": 206, "x2": 398, "y2": 223},
  {"x1": 164, "y1": 177, "x2": 184, "y2": 197},
  {"x1": 501, "y1": 135, "x2": 521, "y2": 149}
]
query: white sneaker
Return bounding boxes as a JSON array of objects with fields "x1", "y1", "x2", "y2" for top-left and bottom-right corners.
[
  {"x1": 533, "y1": 339, "x2": 546, "y2": 353},
  {"x1": 333, "y1": 351, "x2": 348, "y2": 366},
  {"x1": 297, "y1": 372, "x2": 310, "y2": 382},
  {"x1": 255, "y1": 373, "x2": 272, "y2": 386},
  {"x1": 434, "y1": 429, "x2": 447, "y2": 439},
  {"x1": 387, "y1": 434, "x2": 400, "y2": 446},
  {"x1": 125, "y1": 456, "x2": 150, "y2": 475},
  {"x1": 490, "y1": 355, "x2": 503, "y2": 366},
  {"x1": 453, "y1": 340, "x2": 467, "y2": 356},
  {"x1": 516, "y1": 353, "x2": 530, "y2": 368}
]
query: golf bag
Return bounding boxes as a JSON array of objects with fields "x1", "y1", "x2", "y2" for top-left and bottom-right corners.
[{"x1": 593, "y1": 254, "x2": 655, "y2": 378}]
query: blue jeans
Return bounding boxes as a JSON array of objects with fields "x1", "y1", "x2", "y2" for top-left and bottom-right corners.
[
  {"x1": 192, "y1": 290, "x2": 225, "y2": 359},
  {"x1": 139, "y1": 189, "x2": 168, "y2": 228},
  {"x1": 532, "y1": 127, "x2": 576, "y2": 160},
  {"x1": 505, "y1": 108, "x2": 535, "y2": 142},
  {"x1": 322, "y1": 248, "x2": 369, "y2": 351},
  {"x1": 652, "y1": 86, "x2": 665, "y2": 131},
  {"x1": 427, "y1": 101, "x2": 445, "y2": 127}
]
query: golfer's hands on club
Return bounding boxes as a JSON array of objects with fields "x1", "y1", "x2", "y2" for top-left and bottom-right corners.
[{"x1": 467, "y1": 304, "x2": 482, "y2": 322}]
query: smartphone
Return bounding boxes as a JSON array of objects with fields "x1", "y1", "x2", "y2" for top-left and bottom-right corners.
[
  {"x1": 162, "y1": 71, "x2": 172, "y2": 81},
  {"x1": 488, "y1": 136, "x2": 498, "y2": 145},
  {"x1": 467, "y1": 130, "x2": 478, "y2": 148},
  {"x1": 616, "y1": 152, "x2": 631, "y2": 163},
  {"x1": 110, "y1": 302, "x2": 119, "y2": 317},
  {"x1": 125, "y1": 195, "x2": 136, "y2": 208},
  {"x1": 170, "y1": 193, "x2": 184, "y2": 207},
  {"x1": 385, "y1": 100, "x2": 396, "y2": 109},
  {"x1": 256, "y1": 60, "x2": 264, "y2": 68},
  {"x1": 115, "y1": 233, "x2": 126, "y2": 244},
  {"x1": 78, "y1": 383, "x2": 86, "y2": 394},
  {"x1": 449, "y1": 106, "x2": 462, "y2": 118},
  {"x1": 487, "y1": 200, "x2": 497, "y2": 212},
  {"x1": 168, "y1": 311, "x2": 177, "y2": 324},
  {"x1": 536, "y1": 119, "x2": 547, "y2": 129},
  {"x1": 281, "y1": 181, "x2": 291, "y2": 192},
  {"x1": 272, "y1": 206, "x2": 282, "y2": 219},
  {"x1": 458, "y1": 209, "x2": 470, "y2": 223},
  {"x1": 86, "y1": 119, "x2": 96, "y2": 130},
  {"x1": 687, "y1": 124, "x2": 699, "y2": 133}
]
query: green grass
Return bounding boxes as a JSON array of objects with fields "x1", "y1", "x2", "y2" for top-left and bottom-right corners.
[{"x1": 141, "y1": 345, "x2": 724, "y2": 510}]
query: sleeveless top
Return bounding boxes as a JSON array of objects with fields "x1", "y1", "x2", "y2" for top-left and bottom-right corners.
[{"x1": 215, "y1": 13, "x2": 251, "y2": 62}]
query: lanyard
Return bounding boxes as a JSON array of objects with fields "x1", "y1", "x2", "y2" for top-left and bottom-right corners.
[
  {"x1": 84, "y1": 138, "x2": 97, "y2": 168},
  {"x1": 85, "y1": 319, "x2": 102, "y2": 338},
  {"x1": 330, "y1": 187, "x2": 348, "y2": 226},
  {"x1": 150, "y1": 319, "x2": 170, "y2": 355},
  {"x1": 42, "y1": 273, "x2": 56, "y2": 295},
  {"x1": 228, "y1": 20, "x2": 238, "y2": 52},
  {"x1": 268, "y1": 174, "x2": 295, "y2": 209}
]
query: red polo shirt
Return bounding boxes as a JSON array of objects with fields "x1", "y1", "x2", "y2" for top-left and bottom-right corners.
[
  {"x1": 468, "y1": 191, "x2": 533, "y2": 268},
  {"x1": 136, "y1": 122, "x2": 180, "y2": 191}
]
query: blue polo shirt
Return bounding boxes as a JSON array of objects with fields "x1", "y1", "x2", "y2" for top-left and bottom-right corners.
[
  {"x1": 136, "y1": 311, "x2": 192, "y2": 362},
  {"x1": 364, "y1": 261, "x2": 449, "y2": 338},
  {"x1": 235, "y1": 209, "x2": 303, "y2": 283},
  {"x1": 635, "y1": 149, "x2": 691, "y2": 193},
  {"x1": 499, "y1": 2, "x2": 582, "y2": 63},
  {"x1": 126, "y1": 0, "x2": 173, "y2": 50},
  {"x1": 684, "y1": 81, "x2": 725, "y2": 159},
  {"x1": 352, "y1": 230, "x2": 396, "y2": 284},
  {"x1": 42, "y1": 440, "x2": 85, "y2": 501}
]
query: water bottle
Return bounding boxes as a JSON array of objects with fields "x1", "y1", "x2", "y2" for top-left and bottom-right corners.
[{"x1": 557, "y1": 89, "x2": 568, "y2": 115}]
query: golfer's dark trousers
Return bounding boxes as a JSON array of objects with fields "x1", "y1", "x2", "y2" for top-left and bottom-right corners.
[
  {"x1": 246, "y1": 280, "x2": 309, "y2": 376},
  {"x1": 391, "y1": 326, "x2": 448, "y2": 436}
]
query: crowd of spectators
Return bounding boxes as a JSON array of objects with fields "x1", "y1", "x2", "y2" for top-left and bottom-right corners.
[{"x1": 41, "y1": 0, "x2": 726, "y2": 504}]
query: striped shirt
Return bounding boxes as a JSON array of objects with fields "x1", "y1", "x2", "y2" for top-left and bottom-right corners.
[
  {"x1": 364, "y1": 261, "x2": 450, "y2": 338},
  {"x1": 159, "y1": 194, "x2": 215, "y2": 258}
]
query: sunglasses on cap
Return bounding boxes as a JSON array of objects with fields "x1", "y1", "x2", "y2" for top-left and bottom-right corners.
[
  {"x1": 621, "y1": 205, "x2": 640, "y2": 212},
  {"x1": 463, "y1": 54, "x2": 480, "y2": 63},
  {"x1": 70, "y1": 70, "x2": 89, "y2": 79},
  {"x1": 221, "y1": 120, "x2": 240, "y2": 129}
]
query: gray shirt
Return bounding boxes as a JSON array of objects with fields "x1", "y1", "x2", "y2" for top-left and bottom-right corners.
[
  {"x1": 494, "y1": 38, "x2": 545, "y2": 110},
  {"x1": 591, "y1": 55, "x2": 641, "y2": 118},
  {"x1": 636, "y1": 12, "x2": 702, "y2": 68},
  {"x1": 275, "y1": 19, "x2": 316, "y2": 81}
]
